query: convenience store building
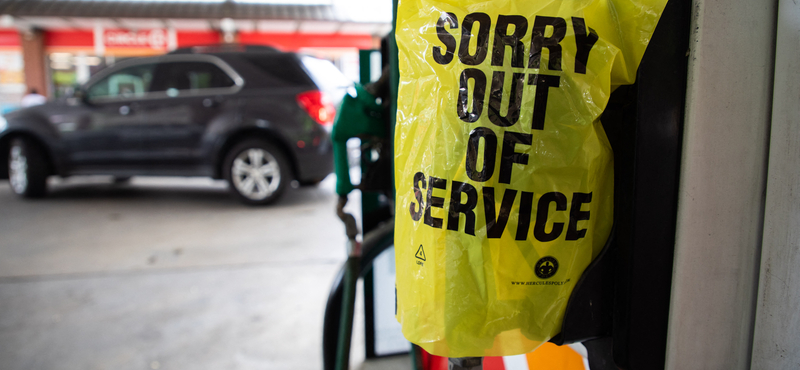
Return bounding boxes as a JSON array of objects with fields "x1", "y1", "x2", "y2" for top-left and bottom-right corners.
[{"x1": 0, "y1": 0, "x2": 390, "y2": 112}]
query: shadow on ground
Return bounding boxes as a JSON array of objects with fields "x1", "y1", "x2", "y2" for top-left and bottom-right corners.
[{"x1": 30, "y1": 176, "x2": 332, "y2": 209}]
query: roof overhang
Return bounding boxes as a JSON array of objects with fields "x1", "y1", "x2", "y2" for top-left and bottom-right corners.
[{"x1": 0, "y1": 0, "x2": 392, "y2": 35}]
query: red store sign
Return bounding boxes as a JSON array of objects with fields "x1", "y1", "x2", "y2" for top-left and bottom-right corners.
[
  {"x1": 104, "y1": 29, "x2": 168, "y2": 49},
  {"x1": 41, "y1": 28, "x2": 376, "y2": 55}
]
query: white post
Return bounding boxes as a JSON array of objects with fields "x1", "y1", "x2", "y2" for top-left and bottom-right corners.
[
  {"x1": 665, "y1": 0, "x2": 778, "y2": 368},
  {"x1": 93, "y1": 23, "x2": 105, "y2": 57},
  {"x1": 750, "y1": 0, "x2": 800, "y2": 368},
  {"x1": 74, "y1": 52, "x2": 89, "y2": 84},
  {"x1": 167, "y1": 27, "x2": 177, "y2": 51}
]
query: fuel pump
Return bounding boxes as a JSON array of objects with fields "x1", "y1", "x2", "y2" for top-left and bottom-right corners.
[{"x1": 323, "y1": 0, "x2": 690, "y2": 368}]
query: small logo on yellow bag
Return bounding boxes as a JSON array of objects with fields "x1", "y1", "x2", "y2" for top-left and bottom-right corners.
[
  {"x1": 415, "y1": 245, "x2": 426, "y2": 261},
  {"x1": 535, "y1": 256, "x2": 559, "y2": 279}
]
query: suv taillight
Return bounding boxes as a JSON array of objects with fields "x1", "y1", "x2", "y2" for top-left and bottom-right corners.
[{"x1": 296, "y1": 91, "x2": 335, "y2": 126}]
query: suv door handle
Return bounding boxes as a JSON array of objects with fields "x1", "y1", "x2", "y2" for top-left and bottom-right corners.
[
  {"x1": 203, "y1": 97, "x2": 224, "y2": 108},
  {"x1": 119, "y1": 102, "x2": 140, "y2": 115}
]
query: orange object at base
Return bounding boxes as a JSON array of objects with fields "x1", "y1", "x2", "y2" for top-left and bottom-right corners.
[{"x1": 419, "y1": 342, "x2": 587, "y2": 370}]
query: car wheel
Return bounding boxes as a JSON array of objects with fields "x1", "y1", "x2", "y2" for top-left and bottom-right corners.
[
  {"x1": 224, "y1": 140, "x2": 291, "y2": 205},
  {"x1": 8, "y1": 137, "x2": 48, "y2": 198}
]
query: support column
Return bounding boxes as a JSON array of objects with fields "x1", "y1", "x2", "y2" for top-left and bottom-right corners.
[
  {"x1": 19, "y1": 29, "x2": 47, "y2": 97},
  {"x1": 665, "y1": 0, "x2": 777, "y2": 368},
  {"x1": 750, "y1": 0, "x2": 800, "y2": 368}
]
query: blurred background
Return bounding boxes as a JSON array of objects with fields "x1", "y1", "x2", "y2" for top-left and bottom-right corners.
[
  {"x1": 0, "y1": 0, "x2": 392, "y2": 111},
  {"x1": 0, "y1": 0, "x2": 399, "y2": 369}
]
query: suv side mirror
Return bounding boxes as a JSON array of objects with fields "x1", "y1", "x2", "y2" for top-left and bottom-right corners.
[
  {"x1": 73, "y1": 87, "x2": 86, "y2": 100},
  {"x1": 68, "y1": 87, "x2": 89, "y2": 105}
]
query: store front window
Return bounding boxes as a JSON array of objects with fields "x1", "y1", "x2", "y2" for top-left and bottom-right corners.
[{"x1": 48, "y1": 52, "x2": 107, "y2": 98}]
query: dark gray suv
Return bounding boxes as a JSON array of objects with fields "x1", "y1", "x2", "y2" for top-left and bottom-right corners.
[{"x1": 0, "y1": 46, "x2": 336, "y2": 204}]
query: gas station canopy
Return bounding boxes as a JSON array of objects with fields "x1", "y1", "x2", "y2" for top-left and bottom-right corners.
[{"x1": 0, "y1": 0, "x2": 392, "y2": 35}]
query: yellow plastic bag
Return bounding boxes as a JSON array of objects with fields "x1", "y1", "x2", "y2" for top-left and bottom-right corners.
[{"x1": 394, "y1": 0, "x2": 667, "y2": 357}]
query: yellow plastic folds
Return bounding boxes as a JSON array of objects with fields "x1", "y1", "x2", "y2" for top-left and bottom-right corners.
[{"x1": 394, "y1": 0, "x2": 667, "y2": 357}]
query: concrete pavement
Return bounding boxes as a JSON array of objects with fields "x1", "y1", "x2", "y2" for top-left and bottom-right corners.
[{"x1": 0, "y1": 176, "x2": 407, "y2": 370}]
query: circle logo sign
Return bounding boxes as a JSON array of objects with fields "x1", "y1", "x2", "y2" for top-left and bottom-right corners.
[
  {"x1": 534, "y1": 256, "x2": 559, "y2": 279},
  {"x1": 104, "y1": 29, "x2": 167, "y2": 50},
  {"x1": 148, "y1": 29, "x2": 167, "y2": 49}
]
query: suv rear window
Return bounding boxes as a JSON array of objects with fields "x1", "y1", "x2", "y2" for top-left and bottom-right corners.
[
  {"x1": 242, "y1": 53, "x2": 314, "y2": 87},
  {"x1": 300, "y1": 56, "x2": 352, "y2": 94}
]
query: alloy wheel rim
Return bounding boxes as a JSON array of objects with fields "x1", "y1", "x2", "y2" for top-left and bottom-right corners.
[
  {"x1": 231, "y1": 148, "x2": 280, "y2": 200},
  {"x1": 9, "y1": 145, "x2": 28, "y2": 194}
]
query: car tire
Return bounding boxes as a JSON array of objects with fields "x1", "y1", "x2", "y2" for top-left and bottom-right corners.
[
  {"x1": 8, "y1": 137, "x2": 48, "y2": 198},
  {"x1": 224, "y1": 139, "x2": 291, "y2": 205}
]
